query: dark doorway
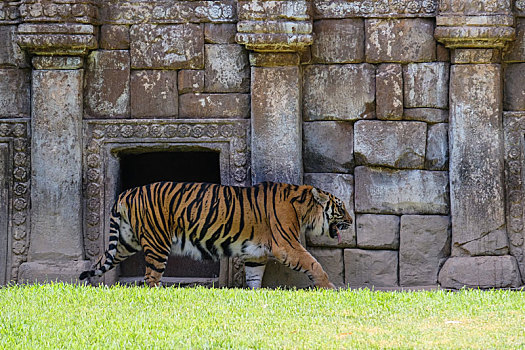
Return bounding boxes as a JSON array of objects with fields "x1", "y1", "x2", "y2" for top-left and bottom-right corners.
[{"x1": 118, "y1": 151, "x2": 221, "y2": 283}]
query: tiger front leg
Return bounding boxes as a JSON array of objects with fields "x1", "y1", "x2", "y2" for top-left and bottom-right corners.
[
  {"x1": 244, "y1": 256, "x2": 268, "y2": 289},
  {"x1": 272, "y1": 245, "x2": 335, "y2": 289}
]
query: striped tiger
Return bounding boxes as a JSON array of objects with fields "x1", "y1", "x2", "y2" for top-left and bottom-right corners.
[{"x1": 79, "y1": 181, "x2": 352, "y2": 289}]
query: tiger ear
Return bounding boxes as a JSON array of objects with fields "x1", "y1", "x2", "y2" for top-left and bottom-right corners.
[{"x1": 311, "y1": 187, "x2": 329, "y2": 205}]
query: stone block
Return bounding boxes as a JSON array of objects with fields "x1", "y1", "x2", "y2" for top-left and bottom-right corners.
[
  {"x1": 308, "y1": 247, "x2": 345, "y2": 288},
  {"x1": 503, "y1": 18, "x2": 525, "y2": 62},
  {"x1": 504, "y1": 64, "x2": 525, "y2": 111},
  {"x1": 303, "y1": 64, "x2": 375, "y2": 121},
  {"x1": 178, "y1": 70, "x2": 205, "y2": 94},
  {"x1": 130, "y1": 24, "x2": 204, "y2": 69},
  {"x1": 303, "y1": 121, "x2": 353, "y2": 173},
  {"x1": 449, "y1": 64, "x2": 508, "y2": 257},
  {"x1": 304, "y1": 173, "x2": 355, "y2": 247},
  {"x1": 404, "y1": 63, "x2": 449, "y2": 109},
  {"x1": 84, "y1": 50, "x2": 130, "y2": 118},
  {"x1": 355, "y1": 166, "x2": 449, "y2": 215},
  {"x1": 356, "y1": 214, "x2": 399, "y2": 249},
  {"x1": 436, "y1": 44, "x2": 450, "y2": 62},
  {"x1": 99, "y1": 25, "x2": 130, "y2": 50},
  {"x1": 426, "y1": 123, "x2": 448, "y2": 170},
  {"x1": 204, "y1": 44, "x2": 250, "y2": 93},
  {"x1": 376, "y1": 64, "x2": 403, "y2": 120},
  {"x1": 438, "y1": 256, "x2": 522, "y2": 289},
  {"x1": 311, "y1": 19, "x2": 364, "y2": 64},
  {"x1": 204, "y1": 23, "x2": 237, "y2": 44},
  {"x1": 404, "y1": 108, "x2": 448, "y2": 123},
  {"x1": 399, "y1": 215, "x2": 450, "y2": 286},
  {"x1": 354, "y1": 120, "x2": 427, "y2": 169},
  {"x1": 0, "y1": 69, "x2": 30, "y2": 118},
  {"x1": 365, "y1": 18, "x2": 436, "y2": 63},
  {"x1": 18, "y1": 261, "x2": 93, "y2": 284},
  {"x1": 344, "y1": 249, "x2": 398, "y2": 288},
  {"x1": 130, "y1": 70, "x2": 178, "y2": 118},
  {"x1": 0, "y1": 25, "x2": 28, "y2": 68},
  {"x1": 251, "y1": 66, "x2": 302, "y2": 184},
  {"x1": 179, "y1": 93, "x2": 250, "y2": 119}
]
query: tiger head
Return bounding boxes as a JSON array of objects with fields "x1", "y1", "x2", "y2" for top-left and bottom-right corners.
[{"x1": 307, "y1": 187, "x2": 353, "y2": 243}]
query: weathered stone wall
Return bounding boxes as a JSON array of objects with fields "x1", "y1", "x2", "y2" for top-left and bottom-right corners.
[
  {"x1": 302, "y1": 12, "x2": 450, "y2": 289},
  {"x1": 0, "y1": 0, "x2": 524, "y2": 289}
]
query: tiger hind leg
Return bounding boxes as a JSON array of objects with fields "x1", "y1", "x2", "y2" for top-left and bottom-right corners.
[
  {"x1": 244, "y1": 257, "x2": 267, "y2": 289},
  {"x1": 144, "y1": 251, "x2": 168, "y2": 287}
]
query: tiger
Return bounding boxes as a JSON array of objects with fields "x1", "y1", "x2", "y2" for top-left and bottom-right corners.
[{"x1": 79, "y1": 181, "x2": 352, "y2": 289}]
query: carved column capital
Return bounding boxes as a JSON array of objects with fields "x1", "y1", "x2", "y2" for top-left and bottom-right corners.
[
  {"x1": 434, "y1": 0, "x2": 515, "y2": 49},
  {"x1": 16, "y1": 0, "x2": 98, "y2": 57},
  {"x1": 235, "y1": 0, "x2": 313, "y2": 52}
]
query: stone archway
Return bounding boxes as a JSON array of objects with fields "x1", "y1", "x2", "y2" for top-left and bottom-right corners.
[{"x1": 83, "y1": 119, "x2": 250, "y2": 287}]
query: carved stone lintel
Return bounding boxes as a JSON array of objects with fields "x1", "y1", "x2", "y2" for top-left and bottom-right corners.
[
  {"x1": 17, "y1": 23, "x2": 96, "y2": 56},
  {"x1": 236, "y1": 1, "x2": 313, "y2": 52},
  {"x1": 100, "y1": 0, "x2": 236, "y2": 25},
  {"x1": 438, "y1": 0, "x2": 512, "y2": 15},
  {"x1": 313, "y1": 0, "x2": 438, "y2": 18},
  {"x1": 434, "y1": 24, "x2": 515, "y2": 49},
  {"x1": 236, "y1": 33, "x2": 313, "y2": 52},
  {"x1": 19, "y1": 0, "x2": 98, "y2": 24}
]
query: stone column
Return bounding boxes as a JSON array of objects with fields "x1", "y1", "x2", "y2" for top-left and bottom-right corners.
[
  {"x1": 435, "y1": 0, "x2": 522, "y2": 288},
  {"x1": 16, "y1": 0, "x2": 97, "y2": 283},
  {"x1": 236, "y1": 0, "x2": 313, "y2": 287}
]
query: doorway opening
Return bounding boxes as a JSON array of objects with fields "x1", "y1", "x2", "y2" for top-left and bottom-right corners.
[{"x1": 118, "y1": 150, "x2": 222, "y2": 286}]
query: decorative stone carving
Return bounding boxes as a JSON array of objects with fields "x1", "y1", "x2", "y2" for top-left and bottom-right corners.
[
  {"x1": 100, "y1": 0, "x2": 236, "y2": 25},
  {"x1": 19, "y1": 0, "x2": 98, "y2": 24},
  {"x1": 236, "y1": 1, "x2": 313, "y2": 52},
  {"x1": 503, "y1": 112, "x2": 525, "y2": 279},
  {"x1": 313, "y1": 0, "x2": 438, "y2": 18},
  {"x1": 438, "y1": 0, "x2": 512, "y2": 15},
  {"x1": 83, "y1": 119, "x2": 250, "y2": 285},
  {"x1": 0, "y1": 2, "x2": 22, "y2": 24},
  {"x1": 0, "y1": 120, "x2": 30, "y2": 282}
]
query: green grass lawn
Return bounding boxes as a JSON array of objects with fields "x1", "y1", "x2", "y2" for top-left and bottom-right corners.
[{"x1": 0, "y1": 284, "x2": 524, "y2": 349}]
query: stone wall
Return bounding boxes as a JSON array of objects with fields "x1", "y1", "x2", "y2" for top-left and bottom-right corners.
[{"x1": 0, "y1": 0, "x2": 524, "y2": 289}]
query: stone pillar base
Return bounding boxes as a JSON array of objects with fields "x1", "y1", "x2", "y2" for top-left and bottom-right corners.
[
  {"x1": 18, "y1": 260, "x2": 92, "y2": 284},
  {"x1": 438, "y1": 256, "x2": 523, "y2": 289}
]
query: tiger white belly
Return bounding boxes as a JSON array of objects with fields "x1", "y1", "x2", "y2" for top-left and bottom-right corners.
[{"x1": 170, "y1": 238, "x2": 203, "y2": 260}]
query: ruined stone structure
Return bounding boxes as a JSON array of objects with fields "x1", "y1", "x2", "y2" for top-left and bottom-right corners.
[{"x1": 1, "y1": 0, "x2": 525, "y2": 289}]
